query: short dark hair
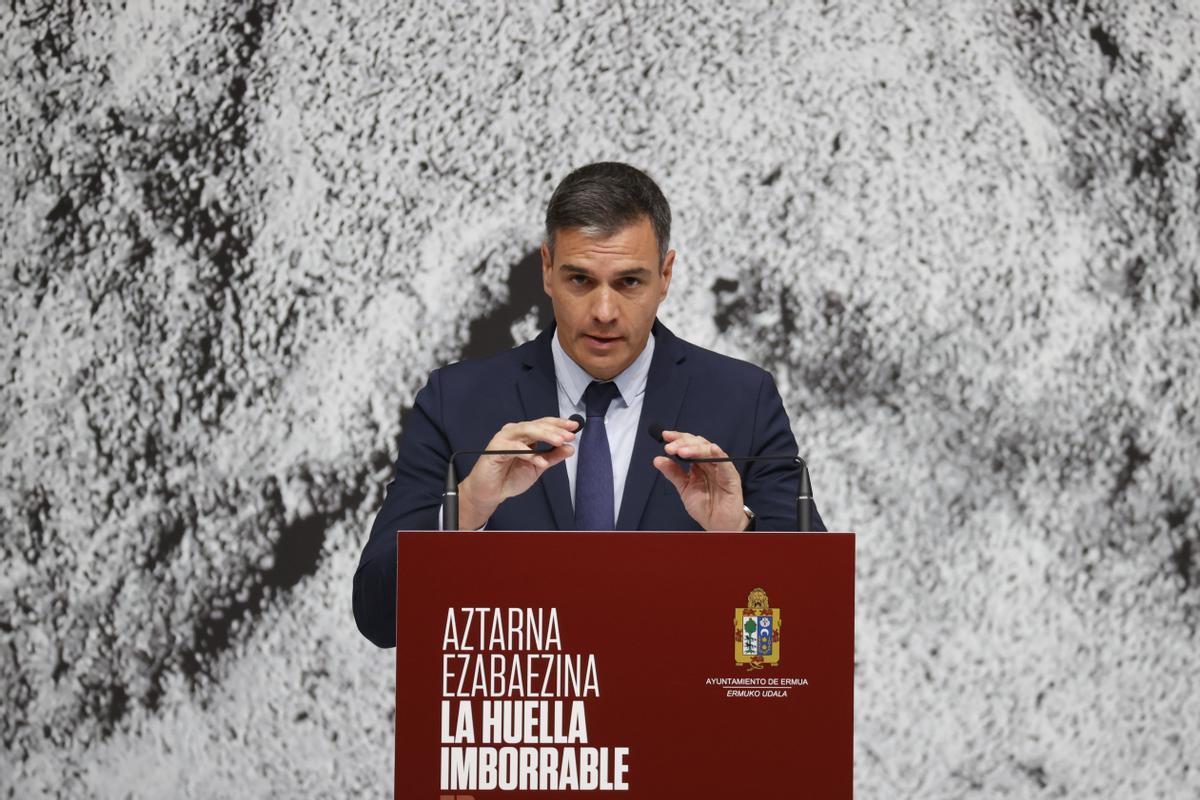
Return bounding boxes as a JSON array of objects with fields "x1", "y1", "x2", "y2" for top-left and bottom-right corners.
[{"x1": 544, "y1": 162, "x2": 672, "y2": 267}]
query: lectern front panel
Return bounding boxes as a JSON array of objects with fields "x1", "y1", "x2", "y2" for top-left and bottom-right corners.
[{"x1": 395, "y1": 531, "x2": 854, "y2": 797}]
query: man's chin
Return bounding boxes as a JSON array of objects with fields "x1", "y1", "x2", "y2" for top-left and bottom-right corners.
[
  {"x1": 578, "y1": 350, "x2": 630, "y2": 381},
  {"x1": 563, "y1": 333, "x2": 642, "y2": 379}
]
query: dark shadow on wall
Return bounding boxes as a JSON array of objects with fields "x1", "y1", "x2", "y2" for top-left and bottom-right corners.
[
  {"x1": 158, "y1": 251, "x2": 547, "y2": 707},
  {"x1": 461, "y1": 249, "x2": 554, "y2": 361},
  {"x1": 182, "y1": 471, "x2": 370, "y2": 688},
  {"x1": 397, "y1": 249, "x2": 553, "y2": 430},
  {"x1": 712, "y1": 275, "x2": 903, "y2": 408}
]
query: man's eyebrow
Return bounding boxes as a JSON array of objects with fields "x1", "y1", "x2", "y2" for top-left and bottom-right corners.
[{"x1": 559, "y1": 264, "x2": 653, "y2": 278}]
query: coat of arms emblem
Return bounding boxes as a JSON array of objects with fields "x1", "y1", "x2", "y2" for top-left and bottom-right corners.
[{"x1": 734, "y1": 587, "x2": 780, "y2": 669}]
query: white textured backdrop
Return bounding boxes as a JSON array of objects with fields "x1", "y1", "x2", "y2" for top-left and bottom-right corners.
[{"x1": 3, "y1": 1, "x2": 1199, "y2": 797}]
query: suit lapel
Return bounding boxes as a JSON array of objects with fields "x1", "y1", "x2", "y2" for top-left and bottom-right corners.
[
  {"x1": 617, "y1": 320, "x2": 688, "y2": 530},
  {"x1": 517, "y1": 326, "x2": 575, "y2": 531}
]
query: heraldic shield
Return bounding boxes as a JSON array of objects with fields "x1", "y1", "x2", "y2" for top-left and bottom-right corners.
[{"x1": 734, "y1": 587, "x2": 781, "y2": 669}]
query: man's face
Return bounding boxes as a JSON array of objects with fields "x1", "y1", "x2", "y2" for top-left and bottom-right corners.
[{"x1": 541, "y1": 216, "x2": 674, "y2": 381}]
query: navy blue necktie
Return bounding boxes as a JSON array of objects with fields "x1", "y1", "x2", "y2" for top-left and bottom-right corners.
[{"x1": 574, "y1": 381, "x2": 621, "y2": 530}]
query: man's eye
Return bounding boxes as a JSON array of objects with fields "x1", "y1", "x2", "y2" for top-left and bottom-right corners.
[
  {"x1": 568, "y1": 275, "x2": 588, "y2": 285},
  {"x1": 622, "y1": 277, "x2": 641, "y2": 288}
]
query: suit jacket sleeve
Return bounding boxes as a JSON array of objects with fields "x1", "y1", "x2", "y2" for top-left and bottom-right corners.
[
  {"x1": 743, "y1": 371, "x2": 827, "y2": 532},
  {"x1": 353, "y1": 369, "x2": 450, "y2": 648}
]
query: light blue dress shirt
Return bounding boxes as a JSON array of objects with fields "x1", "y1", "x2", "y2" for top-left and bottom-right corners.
[{"x1": 551, "y1": 330, "x2": 656, "y2": 519}]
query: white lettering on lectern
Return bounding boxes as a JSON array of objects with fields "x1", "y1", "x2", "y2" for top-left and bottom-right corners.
[{"x1": 438, "y1": 607, "x2": 629, "y2": 791}]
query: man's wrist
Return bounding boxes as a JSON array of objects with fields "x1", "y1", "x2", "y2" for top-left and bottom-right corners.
[
  {"x1": 456, "y1": 477, "x2": 499, "y2": 531},
  {"x1": 700, "y1": 502, "x2": 754, "y2": 532}
]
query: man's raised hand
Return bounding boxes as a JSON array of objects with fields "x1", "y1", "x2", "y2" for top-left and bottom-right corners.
[
  {"x1": 652, "y1": 430, "x2": 749, "y2": 531},
  {"x1": 454, "y1": 417, "x2": 580, "y2": 530}
]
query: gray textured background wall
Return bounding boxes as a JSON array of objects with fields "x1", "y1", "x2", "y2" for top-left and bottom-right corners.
[{"x1": 3, "y1": 1, "x2": 1199, "y2": 797}]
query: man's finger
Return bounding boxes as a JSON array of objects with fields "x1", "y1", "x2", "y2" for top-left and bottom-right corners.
[
  {"x1": 653, "y1": 456, "x2": 689, "y2": 494},
  {"x1": 661, "y1": 430, "x2": 699, "y2": 455},
  {"x1": 497, "y1": 420, "x2": 578, "y2": 448},
  {"x1": 535, "y1": 416, "x2": 584, "y2": 433},
  {"x1": 664, "y1": 432, "x2": 718, "y2": 459},
  {"x1": 537, "y1": 444, "x2": 575, "y2": 470},
  {"x1": 677, "y1": 441, "x2": 718, "y2": 459},
  {"x1": 498, "y1": 443, "x2": 575, "y2": 470},
  {"x1": 691, "y1": 440, "x2": 729, "y2": 460}
]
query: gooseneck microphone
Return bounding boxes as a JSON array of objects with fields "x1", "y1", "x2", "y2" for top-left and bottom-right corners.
[
  {"x1": 647, "y1": 422, "x2": 815, "y2": 532},
  {"x1": 442, "y1": 414, "x2": 585, "y2": 530}
]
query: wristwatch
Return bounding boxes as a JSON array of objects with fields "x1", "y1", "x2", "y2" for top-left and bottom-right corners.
[{"x1": 742, "y1": 504, "x2": 757, "y2": 531}]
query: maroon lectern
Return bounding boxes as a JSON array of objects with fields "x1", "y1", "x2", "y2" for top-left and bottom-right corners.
[{"x1": 396, "y1": 531, "x2": 854, "y2": 798}]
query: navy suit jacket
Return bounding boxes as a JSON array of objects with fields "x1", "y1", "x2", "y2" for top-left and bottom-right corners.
[{"x1": 353, "y1": 320, "x2": 825, "y2": 647}]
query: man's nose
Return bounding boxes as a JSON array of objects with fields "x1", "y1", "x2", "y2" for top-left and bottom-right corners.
[{"x1": 591, "y1": 287, "x2": 618, "y2": 324}]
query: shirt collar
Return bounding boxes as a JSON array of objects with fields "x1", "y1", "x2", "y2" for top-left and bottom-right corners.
[{"x1": 551, "y1": 329, "x2": 656, "y2": 409}]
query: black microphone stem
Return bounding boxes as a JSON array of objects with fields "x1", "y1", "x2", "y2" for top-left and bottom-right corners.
[
  {"x1": 443, "y1": 459, "x2": 459, "y2": 531},
  {"x1": 797, "y1": 462, "x2": 813, "y2": 533}
]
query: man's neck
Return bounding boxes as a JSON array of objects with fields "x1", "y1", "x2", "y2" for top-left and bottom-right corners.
[{"x1": 551, "y1": 329, "x2": 656, "y2": 407}]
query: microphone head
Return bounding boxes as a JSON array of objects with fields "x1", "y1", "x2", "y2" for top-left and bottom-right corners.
[
  {"x1": 568, "y1": 413, "x2": 586, "y2": 432},
  {"x1": 647, "y1": 422, "x2": 665, "y2": 443}
]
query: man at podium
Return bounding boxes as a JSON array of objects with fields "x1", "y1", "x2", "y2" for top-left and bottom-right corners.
[{"x1": 355, "y1": 162, "x2": 825, "y2": 647}]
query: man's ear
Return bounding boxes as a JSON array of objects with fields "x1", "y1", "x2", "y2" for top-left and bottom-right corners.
[
  {"x1": 659, "y1": 249, "x2": 676, "y2": 300},
  {"x1": 541, "y1": 241, "x2": 553, "y2": 296}
]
